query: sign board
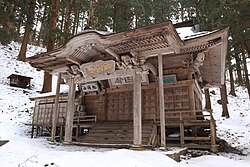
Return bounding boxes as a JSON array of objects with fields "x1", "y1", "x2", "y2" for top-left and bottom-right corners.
[
  {"x1": 110, "y1": 75, "x2": 148, "y2": 86},
  {"x1": 80, "y1": 60, "x2": 115, "y2": 78},
  {"x1": 163, "y1": 74, "x2": 177, "y2": 85},
  {"x1": 80, "y1": 82, "x2": 99, "y2": 92}
]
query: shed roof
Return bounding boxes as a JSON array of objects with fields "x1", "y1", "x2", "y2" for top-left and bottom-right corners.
[{"x1": 7, "y1": 74, "x2": 33, "y2": 79}]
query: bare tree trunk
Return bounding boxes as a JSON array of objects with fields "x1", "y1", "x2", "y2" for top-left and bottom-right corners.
[
  {"x1": 234, "y1": 48, "x2": 243, "y2": 85},
  {"x1": 72, "y1": 8, "x2": 79, "y2": 35},
  {"x1": 17, "y1": 0, "x2": 36, "y2": 61},
  {"x1": 41, "y1": 0, "x2": 60, "y2": 93},
  {"x1": 244, "y1": 40, "x2": 250, "y2": 58},
  {"x1": 228, "y1": 67, "x2": 236, "y2": 96},
  {"x1": 64, "y1": 0, "x2": 73, "y2": 33},
  {"x1": 37, "y1": 3, "x2": 48, "y2": 45},
  {"x1": 204, "y1": 88, "x2": 212, "y2": 110},
  {"x1": 60, "y1": 8, "x2": 65, "y2": 32},
  {"x1": 220, "y1": 84, "x2": 230, "y2": 118},
  {"x1": 32, "y1": 15, "x2": 40, "y2": 44},
  {"x1": 242, "y1": 50, "x2": 250, "y2": 99},
  {"x1": 195, "y1": 1, "x2": 201, "y2": 24},
  {"x1": 227, "y1": 58, "x2": 236, "y2": 96},
  {"x1": 180, "y1": 6, "x2": 184, "y2": 22},
  {"x1": 86, "y1": 0, "x2": 96, "y2": 29}
]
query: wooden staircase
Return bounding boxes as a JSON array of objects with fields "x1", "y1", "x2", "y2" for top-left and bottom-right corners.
[{"x1": 77, "y1": 121, "x2": 157, "y2": 146}]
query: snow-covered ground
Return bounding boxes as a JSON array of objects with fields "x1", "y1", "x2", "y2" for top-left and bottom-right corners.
[{"x1": 0, "y1": 42, "x2": 250, "y2": 167}]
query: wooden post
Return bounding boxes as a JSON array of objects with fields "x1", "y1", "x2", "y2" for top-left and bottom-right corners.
[
  {"x1": 204, "y1": 88, "x2": 211, "y2": 110},
  {"x1": 59, "y1": 125, "x2": 63, "y2": 142},
  {"x1": 210, "y1": 114, "x2": 217, "y2": 153},
  {"x1": 132, "y1": 71, "x2": 142, "y2": 148},
  {"x1": 31, "y1": 125, "x2": 34, "y2": 138},
  {"x1": 189, "y1": 83, "x2": 197, "y2": 136},
  {"x1": 180, "y1": 113, "x2": 184, "y2": 145},
  {"x1": 158, "y1": 54, "x2": 166, "y2": 149},
  {"x1": 76, "y1": 125, "x2": 80, "y2": 141},
  {"x1": 51, "y1": 72, "x2": 61, "y2": 142},
  {"x1": 64, "y1": 77, "x2": 76, "y2": 143}
]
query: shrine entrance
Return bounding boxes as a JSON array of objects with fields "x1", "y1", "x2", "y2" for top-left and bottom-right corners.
[{"x1": 27, "y1": 21, "x2": 229, "y2": 152}]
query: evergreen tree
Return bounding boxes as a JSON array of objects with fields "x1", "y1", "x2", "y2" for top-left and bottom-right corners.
[
  {"x1": 18, "y1": 0, "x2": 36, "y2": 61},
  {"x1": 41, "y1": 0, "x2": 60, "y2": 93}
]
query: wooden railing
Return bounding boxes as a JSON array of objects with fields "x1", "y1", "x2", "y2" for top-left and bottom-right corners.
[
  {"x1": 148, "y1": 125, "x2": 158, "y2": 146},
  {"x1": 165, "y1": 109, "x2": 213, "y2": 120},
  {"x1": 154, "y1": 109, "x2": 217, "y2": 152},
  {"x1": 73, "y1": 115, "x2": 97, "y2": 124}
]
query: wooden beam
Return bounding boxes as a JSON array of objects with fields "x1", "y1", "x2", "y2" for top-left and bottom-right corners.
[
  {"x1": 105, "y1": 48, "x2": 120, "y2": 61},
  {"x1": 139, "y1": 47, "x2": 175, "y2": 59},
  {"x1": 64, "y1": 77, "x2": 76, "y2": 143},
  {"x1": 132, "y1": 71, "x2": 142, "y2": 148},
  {"x1": 210, "y1": 114, "x2": 217, "y2": 153},
  {"x1": 51, "y1": 72, "x2": 61, "y2": 142},
  {"x1": 74, "y1": 69, "x2": 148, "y2": 84},
  {"x1": 158, "y1": 54, "x2": 166, "y2": 149}
]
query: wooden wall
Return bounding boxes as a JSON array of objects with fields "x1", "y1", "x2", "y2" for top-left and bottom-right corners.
[
  {"x1": 83, "y1": 80, "x2": 201, "y2": 122},
  {"x1": 83, "y1": 85, "x2": 159, "y2": 121},
  {"x1": 164, "y1": 85, "x2": 190, "y2": 111},
  {"x1": 84, "y1": 94, "x2": 105, "y2": 120},
  {"x1": 31, "y1": 80, "x2": 202, "y2": 125},
  {"x1": 106, "y1": 91, "x2": 133, "y2": 121},
  {"x1": 32, "y1": 96, "x2": 68, "y2": 125}
]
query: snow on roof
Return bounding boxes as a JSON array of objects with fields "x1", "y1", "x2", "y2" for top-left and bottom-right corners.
[
  {"x1": 176, "y1": 27, "x2": 216, "y2": 41},
  {"x1": 77, "y1": 29, "x2": 112, "y2": 36},
  {"x1": 7, "y1": 73, "x2": 33, "y2": 79}
]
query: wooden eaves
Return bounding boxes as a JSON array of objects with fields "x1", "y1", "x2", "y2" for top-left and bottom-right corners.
[{"x1": 26, "y1": 21, "x2": 229, "y2": 88}]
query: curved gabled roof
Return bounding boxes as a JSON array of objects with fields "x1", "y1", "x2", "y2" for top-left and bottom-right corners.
[
  {"x1": 26, "y1": 21, "x2": 229, "y2": 87},
  {"x1": 26, "y1": 21, "x2": 183, "y2": 71}
]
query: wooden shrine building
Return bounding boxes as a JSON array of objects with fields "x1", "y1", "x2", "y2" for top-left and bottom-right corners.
[
  {"x1": 7, "y1": 74, "x2": 32, "y2": 89},
  {"x1": 26, "y1": 21, "x2": 228, "y2": 151}
]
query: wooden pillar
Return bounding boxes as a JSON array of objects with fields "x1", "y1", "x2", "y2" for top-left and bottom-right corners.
[
  {"x1": 189, "y1": 84, "x2": 197, "y2": 136},
  {"x1": 132, "y1": 71, "x2": 142, "y2": 148},
  {"x1": 180, "y1": 113, "x2": 184, "y2": 145},
  {"x1": 64, "y1": 77, "x2": 76, "y2": 143},
  {"x1": 76, "y1": 125, "x2": 80, "y2": 141},
  {"x1": 36, "y1": 126, "x2": 39, "y2": 137},
  {"x1": 204, "y1": 88, "x2": 211, "y2": 111},
  {"x1": 158, "y1": 54, "x2": 166, "y2": 149},
  {"x1": 31, "y1": 125, "x2": 34, "y2": 138},
  {"x1": 51, "y1": 73, "x2": 61, "y2": 142},
  {"x1": 59, "y1": 125, "x2": 63, "y2": 142},
  {"x1": 210, "y1": 114, "x2": 217, "y2": 153}
]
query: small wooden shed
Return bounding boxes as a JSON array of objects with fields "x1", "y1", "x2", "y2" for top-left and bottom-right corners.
[
  {"x1": 7, "y1": 74, "x2": 32, "y2": 89},
  {"x1": 26, "y1": 21, "x2": 229, "y2": 151}
]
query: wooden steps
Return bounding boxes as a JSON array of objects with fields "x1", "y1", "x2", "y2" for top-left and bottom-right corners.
[{"x1": 77, "y1": 121, "x2": 157, "y2": 146}]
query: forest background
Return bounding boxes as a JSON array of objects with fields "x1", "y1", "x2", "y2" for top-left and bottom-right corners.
[{"x1": 0, "y1": 0, "x2": 249, "y2": 99}]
